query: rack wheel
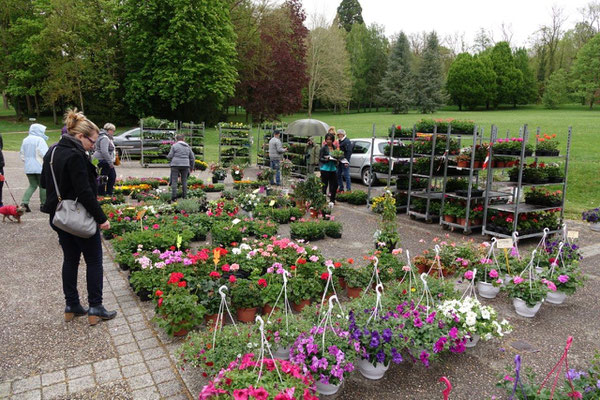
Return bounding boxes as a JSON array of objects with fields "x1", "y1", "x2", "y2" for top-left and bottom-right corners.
[
  {"x1": 441, "y1": 224, "x2": 449, "y2": 231},
  {"x1": 409, "y1": 214, "x2": 416, "y2": 220}
]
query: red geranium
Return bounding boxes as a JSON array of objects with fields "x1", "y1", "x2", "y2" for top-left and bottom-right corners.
[
  {"x1": 209, "y1": 271, "x2": 221, "y2": 279},
  {"x1": 297, "y1": 258, "x2": 307, "y2": 265},
  {"x1": 155, "y1": 290, "x2": 163, "y2": 297},
  {"x1": 320, "y1": 272, "x2": 329, "y2": 280},
  {"x1": 347, "y1": 258, "x2": 354, "y2": 264},
  {"x1": 334, "y1": 262, "x2": 342, "y2": 268},
  {"x1": 258, "y1": 279, "x2": 268, "y2": 288},
  {"x1": 178, "y1": 281, "x2": 187, "y2": 288},
  {"x1": 168, "y1": 272, "x2": 184, "y2": 284},
  {"x1": 229, "y1": 275, "x2": 237, "y2": 283}
]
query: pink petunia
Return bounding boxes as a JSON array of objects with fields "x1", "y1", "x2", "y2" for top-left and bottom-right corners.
[
  {"x1": 558, "y1": 275, "x2": 569, "y2": 283},
  {"x1": 489, "y1": 269, "x2": 499, "y2": 278},
  {"x1": 512, "y1": 276, "x2": 524, "y2": 284}
]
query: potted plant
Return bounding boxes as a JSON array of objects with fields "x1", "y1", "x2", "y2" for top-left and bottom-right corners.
[
  {"x1": 288, "y1": 277, "x2": 319, "y2": 311},
  {"x1": 231, "y1": 279, "x2": 264, "y2": 323},
  {"x1": 503, "y1": 276, "x2": 549, "y2": 318},
  {"x1": 266, "y1": 310, "x2": 311, "y2": 359},
  {"x1": 438, "y1": 297, "x2": 512, "y2": 348},
  {"x1": 257, "y1": 168, "x2": 275, "y2": 185},
  {"x1": 290, "y1": 324, "x2": 358, "y2": 394},
  {"x1": 542, "y1": 265, "x2": 586, "y2": 305},
  {"x1": 230, "y1": 164, "x2": 244, "y2": 181},
  {"x1": 262, "y1": 276, "x2": 284, "y2": 315},
  {"x1": 153, "y1": 272, "x2": 206, "y2": 336},
  {"x1": 535, "y1": 134, "x2": 559, "y2": 156},
  {"x1": 303, "y1": 174, "x2": 326, "y2": 216},
  {"x1": 443, "y1": 202, "x2": 458, "y2": 223},
  {"x1": 348, "y1": 310, "x2": 404, "y2": 380},
  {"x1": 235, "y1": 192, "x2": 260, "y2": 217},
  {"x1": 343, "y1": 265, "x2": 373, "y2": 298},
  {"x1": 456, "y1": 154, "x2": 471, "y2": 168},
  {"x1": 373, "y1": 191, "x2": 400, "y2": 251},
  {"x1": 197, "y1": 354, "x2": 317, "y2": 399},
  {"x1": 210, "y1": 163, "x2": 227, "y2": 183},
  {"x1": 472, "y1": 265, "x2": 504, "y2": 299},
  {"x1": 582, "y1": 207, "x2": 600, "y2": 232}
]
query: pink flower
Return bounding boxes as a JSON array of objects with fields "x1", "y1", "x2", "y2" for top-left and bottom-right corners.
[
  {"x1": 392, "y1": 248, "x2": 402, "y2": 255},
  {"x1": 513, "y1": 276, "x2": 524, "y2": 284},
  {"x1": 489, "y1": 269, "x2": 499, "y2": 278},
  {"x1": 229, "y1": 275, "x2": 237, "y2": 283},
  {"x1": 558, "y1": 275, "x2": 569, "y2": 283},
  {"x1": 249, "y1": 386, "x2": 269, "y2": 400},
  {"x1": 496, "y1": 279, "x2": 503, "y2": 284},
  {"x1": 233, "y1": 389, "x2": 249, "y2": 400},
  {"x1": 464, "y1": 270, "x2": 474, "y2": 280},
  {"x1": 504, "y1": 375, "x2": 514, "y2": 382}
]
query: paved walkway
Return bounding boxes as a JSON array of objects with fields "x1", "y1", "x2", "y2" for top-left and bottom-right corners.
[{"x1": 1, "y1": 151, "x2": 599, "y2": 399}]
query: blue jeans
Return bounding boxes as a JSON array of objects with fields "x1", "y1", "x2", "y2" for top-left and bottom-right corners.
[
  {"x1": 337, "y1": 164, "x2": 351, "y2": 191},
  {"x1": 270, "y1": 159, "x2": 281, "y2": 185}
]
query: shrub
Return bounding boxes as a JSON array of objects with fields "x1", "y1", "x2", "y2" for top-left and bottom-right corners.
[
  {"x1": 289, "y1": 221, "x2": 325, "y2": 241},
  {"x1": 323, "y1": 221, "x2": 342, "y2": 238}
]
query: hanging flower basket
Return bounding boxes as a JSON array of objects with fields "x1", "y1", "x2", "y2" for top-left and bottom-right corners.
[
  {"x1": 546, "y1": 291, "x2": 567, "y2": 305},
  {"x1": 477, "y1": 281, "x2": 500, "y2": 299},
  {"x1": 513, "y1": 298, "x2": 542, "y2": 318},
  {"x1": 357, "y1": 358, "x2": 389, "y2": 380}
]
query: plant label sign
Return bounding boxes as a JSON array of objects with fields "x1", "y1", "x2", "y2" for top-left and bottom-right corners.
[
  {"x1": 497, "y1": 238, "x2": 513, "y2": 249},
  {"x1": 269, "y1": 200, "x2": 276, "y2": 207},
  {"x1": 567, "y1": 231, "x2": 579, "y2": 239}
]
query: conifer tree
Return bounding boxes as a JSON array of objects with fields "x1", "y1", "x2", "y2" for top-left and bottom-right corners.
[
  {"x1": 379, "y1": 32, "x2": 413, "y2": 113},
  {"x1": 414, "y1": 32, "x2": 445, "y2": 113}
]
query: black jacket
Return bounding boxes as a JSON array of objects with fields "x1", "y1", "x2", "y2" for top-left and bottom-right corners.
[
  {"x1": 0, "y1": 133, "x2": 4, "y2": 168},
  {"x1": 318, "y1": 145, "x2": 338, "y2": 169},
  {"x1": 40, "y1": 137, "x2": 107, "y2": 224},
  {"x1": 338, "y1": 136, "x2": 353, "y2": 161}
]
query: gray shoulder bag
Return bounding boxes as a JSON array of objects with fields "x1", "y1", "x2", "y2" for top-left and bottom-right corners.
[{"x1": 49, "y1": 147, "x2": 98, "y2": 238}]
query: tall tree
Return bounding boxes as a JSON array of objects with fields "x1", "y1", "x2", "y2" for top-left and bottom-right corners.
[
  {"x1": 336, "y1": 0, "x2": 363, "y2": 32},
  {"x1": 513, "y1": 48, "x2": 538, "y2": 105},
  {"x1": 242, "y1": 0, "x2": 308, "y2": 122},
  {"x1": 121, "y1": 0, "x2": 238, "y2": 121},
  {"x1": 472, "y1": 28, "x2": 494, "y2": 53},
  {"x1": 571, "y1": 32, "x2": 600, "y2": 108},
  {"x1": 378, "y1": 32, "x2": 413, "y2": 113},
  {"x1": 490, "y1": 41, "x2": 522, "y2": 107},
  {"x1": 446, "y1": 53, "x2": 496, "y2": 110},
  {"x1": 542, "y1": 69, "x2": 569, "y2": 108},
  {"x1": 306, "y1": 21, "x2": 351, "y2": 116},
  {"x1": 363, "y1": 24, "x2": 389, "y2": 110},
  {"x1": 414, "y1": 32, "x2": 445, "y2": 114}
]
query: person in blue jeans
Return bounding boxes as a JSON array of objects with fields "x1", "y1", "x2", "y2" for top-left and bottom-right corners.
[
  {"x1": 336, "y1": 129, "x2": 352, "y2": 192},
  {"x1": 319, "y1": 133, "x2": 338, "y2": 204},
  {"x1": 268, "y1": 130, "x2": 286, "y2": 185}
]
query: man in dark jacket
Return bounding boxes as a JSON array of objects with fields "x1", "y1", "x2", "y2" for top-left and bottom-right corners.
[
  {"x1": 336, "y1": 129, "x2": 353, "y2": 191},
  {"x1": 167, "y1": 134, "x2": 195, "y2": 201},
  {"x1": 0, "y1": 133, "x2": 4, "y2": 207}
]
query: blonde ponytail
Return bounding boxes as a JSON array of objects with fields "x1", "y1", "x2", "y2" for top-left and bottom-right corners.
[{"x1": 63, "y1": 108, "x2": 99, "y2": 138}]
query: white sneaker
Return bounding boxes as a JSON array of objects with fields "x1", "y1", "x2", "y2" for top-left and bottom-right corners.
[{"x1": 329, "y1": 202, "x2": 334, "y2": 209}]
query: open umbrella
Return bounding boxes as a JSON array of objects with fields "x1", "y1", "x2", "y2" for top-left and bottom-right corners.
[{"x1": 286, "y1": 119, "x2": 330, "y2": 137}]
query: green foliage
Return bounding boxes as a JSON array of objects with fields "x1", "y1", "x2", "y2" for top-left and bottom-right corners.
[
  {"x1": 121, "y1": 0, "x2": 237, "y2": 120},
  {"x1": 490, "y1": 42, "x2": 523, "y2": 107},
  {"x1": 336, "y1": 0, "x2": 364, "y2": 32},
  {"x1": 572, "y1": 33, "x2": 600, "y2": 109},
  {"x1": 543, "y1": 69, "x2": 569, "y2": 109},
  {"x1": 379, "y1": 32, "x2": 413, "y2": 113},
  {"x1": 290, "y1": 221, "x2": 325, "y2": 241},
  {"x1": 513, "y1": 48, "x2": 539, "y2": 105},
  {"x1": 414, "y1": 32, "x2": 445, "y2": 113},
  {"x1": 230, "y1": 279, "x2": 262, "y2": 309},
  {"x1": 446, "y1": 53, "x2": 497, "y2": 110}
]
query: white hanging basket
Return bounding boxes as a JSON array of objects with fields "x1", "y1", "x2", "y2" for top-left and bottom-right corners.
[
  {"x1": 465, "y1": 333, "x2": 480, "y2": 348},
  {"x1": 513, "y1": 298, "x2": 542, "y2": 318},
  {"x1": 476, "y1": 281, "x2": 500, "y2": 299},
  {"x1": 357, "y1": 358, "x2": 389, "y2": 380},
  {"x1": 546, "y1": 291, "x2": 567, "y2": 305},
  {"x1": 590, "y1": 222, "x2": 600, "y2": 232},
  {"x1": 273, "y1": 345, "x2": 290, "y2": 360},
  {"x1": 315, "y1": 380, "x2": 342, "y2": 396}
]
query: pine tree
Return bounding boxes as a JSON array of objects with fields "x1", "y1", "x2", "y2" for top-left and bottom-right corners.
[
  {"x1": 379, "y1": 32, "x2": 413, "y2": 113},
  {"x1": 542, "y1": 69, "x2": 568, "y2": 108},
  {"x1": 490, "y1": 42, "x2": 523, "y2": 107},
  {"x1": 414, "y1": 32, "x2": 445, "y2": 114},
  {"x1": 336, "y1": 0, "x2": 364, "y2": 32}
]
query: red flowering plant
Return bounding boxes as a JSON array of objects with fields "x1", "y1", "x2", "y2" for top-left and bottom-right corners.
[
  {"x1": 230, "y1": 279, "x2": 265, "y2": 310},
  {"x1": 198, "y1": 353, "x2": 317, "y2": 400},
  {"x1": 153, "y1": 272, "x2": 206, "y2": 336}
]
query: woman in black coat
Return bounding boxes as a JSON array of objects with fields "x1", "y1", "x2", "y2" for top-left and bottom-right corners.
[{"x1": 41, "y1": 109, "x2": 116, "y2": 325}]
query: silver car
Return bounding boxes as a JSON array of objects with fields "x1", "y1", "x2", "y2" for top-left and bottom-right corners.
[
  {"x1": 349, "y1": 138, "x2": 408, "y2": 185},
  {"x1": 113, "y1": 127, "x2": 171, "y2": 155}
]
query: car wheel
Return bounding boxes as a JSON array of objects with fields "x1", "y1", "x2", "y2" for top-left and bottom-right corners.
[{"x1": 361, "y1": 167, "x2": 374, "y2": 186}]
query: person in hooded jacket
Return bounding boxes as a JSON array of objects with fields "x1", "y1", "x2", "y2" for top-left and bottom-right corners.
[
  {"x1": 40, "y1": 109, "x2": 116, "y2": 325},
  {"x1": 20, "y1": 123, "x2": 49, "y2": 212},
  {"x1": 336, "y1": 129, "x2": 353, "y2": 192},
  {"x1": 167, "y1": 134, "x2": 195, "y2": 201},
  {"x1": 92, "y1": 123, "x2": 116, "y2": 195}
]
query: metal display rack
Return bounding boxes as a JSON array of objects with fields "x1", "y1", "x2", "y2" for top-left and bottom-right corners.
[
  {"x1": 179, "y1": 121, "x2": 205, "y2": 162},
  {"x1": 481, "y1": 124, "x2": 571, "y2": 239},
  {"x1": 140, "y1": 119, "x2": 177, "y2": 167},
  {"x1": 257, "y1": 122, "x2": 287, "y2": 168},
  {"x1": 218, "y1": 123, "x2": 251, "y2": 167}
]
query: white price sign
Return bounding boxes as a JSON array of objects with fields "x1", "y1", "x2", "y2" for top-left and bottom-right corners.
[
  {"x1": 496, "y1": 238, "x2": 514, "y2": 249},
  {"x1": 231, "y1": 218, "x2": 241, "y2": 225},
  {"x1": 567, "y1": 230, "x2": 579, "y2": 239},
  {"x1": 269, "y1": 200, "x2": 276, "y2": 207}
]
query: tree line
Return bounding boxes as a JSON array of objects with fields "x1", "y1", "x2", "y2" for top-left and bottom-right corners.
[{"x1": 1, "y1": 0, "x2": 599, "y2": 126}]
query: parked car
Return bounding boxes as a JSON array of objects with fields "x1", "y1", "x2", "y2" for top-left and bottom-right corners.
[
  {"x1": 113, "y1": 127, "x2": 174, "y2": 155},
  {"x1": 349, "y1": 138, "x2": 408, "y2": 185}
]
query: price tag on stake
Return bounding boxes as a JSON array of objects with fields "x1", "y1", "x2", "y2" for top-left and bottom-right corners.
[
  {"x1": 497, "y1": 238, "x2": 513, "y2": 249},
  {"x1": 232, "y1": 218, "x2": 241, "y2": 225},
  {"x1": 269, "y1": 200, "x2": 275, "y2": 207},
  {"x1": 567, "y1": 231, "x2": 579, "y2": 239}
]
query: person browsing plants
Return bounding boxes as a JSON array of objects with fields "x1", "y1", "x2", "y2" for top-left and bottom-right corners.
[
  {"x1": 319, "y1": 133, "x2": 339, "y2": 205},
  {"x1": 268, "y1": 130, "x2": 286, "y2": 185},
  {"x1": 167, "y1": 134, "x2": 195, "y2": 202},
  {"x1": 40, "y1": 108, "x2": 116, "y2": 326},
  {"x1": 92, "y1": 123, "x2": 117, "y2": 195},
  {"x1": 336, "y1": 129, "x2": 353, "y2": 192}
]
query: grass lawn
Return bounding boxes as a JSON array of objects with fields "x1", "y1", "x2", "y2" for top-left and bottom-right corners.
[{"x1": 1, "y1": 104, "x2": 597, "y2": 218}]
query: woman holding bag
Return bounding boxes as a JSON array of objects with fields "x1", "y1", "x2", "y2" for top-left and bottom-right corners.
[{"x1": 41, "y1": 109, "x2": 116, "y2": 326}]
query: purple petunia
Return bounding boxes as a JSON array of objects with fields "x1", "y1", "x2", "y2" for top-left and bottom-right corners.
[
  {"x1": 434, "y1": 337, "x2": 448, "y2": 353},
  {"x1": 413, "y1": 317, "x2": 423, "y2": 328},
  {"x1": 376, "y1": 350, "x2": 386, "y2": 364},
  {"x1": 382, "y1": 328, "x2": 393, "y2": 343},
  {"x1": 391, "y1": 348, "x2": 403, "y2": 364},
  {"x1": 370, "y1": 331, "x2": 380, "y2": 348},
  {"x1": 419, "y1": 350, "x2": 430, "y2": 367}
]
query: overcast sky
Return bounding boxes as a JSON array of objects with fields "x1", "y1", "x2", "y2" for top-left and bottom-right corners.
[{"x1": 299, "y1": 0, "x2": 592, "y2": 49}]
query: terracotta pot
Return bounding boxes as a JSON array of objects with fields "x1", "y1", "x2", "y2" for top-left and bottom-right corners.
[
  {"x1": 291, "y1": 299, "x2": 311, "y2": 312},
  {"x1": 457, "y1": 161, "x2": 469, "y2": 168},
  {"x1": 416, "y1": 263, "x2": 430, "y2": 275},
  {"x1": 262, "y1": 304, "x2": 280, "y2": 316},
  {"x1": 456, "y1": 217, "x2": 466, "y2": 226},
  {"x1": 339, "y1": 277, "x2": 347, "y2": 289},
  {"x1": 173, "y1": 326, "x2": 189, "y2": 337},
  {"x1": 473, "y1": 161, "x2": 482, "y2": 168},
  {"x1": 205, "y1": 314, "x2": 219, "y2": 325},
  {"x1": 471, "y1": 218, "x2": 483, "y2": 226},
  {"x1": 346, "y1": 286, "x2": 363, "y2": 299},
  {"x1": 496, "y1": 162, "x2": 505, "y2": 168},
  {"x1": 236, "y1": 307, "x2": 258, "y2": 323},
  {"x1": 443, "y1": 215, "x2": 456, "y2": 223}
]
